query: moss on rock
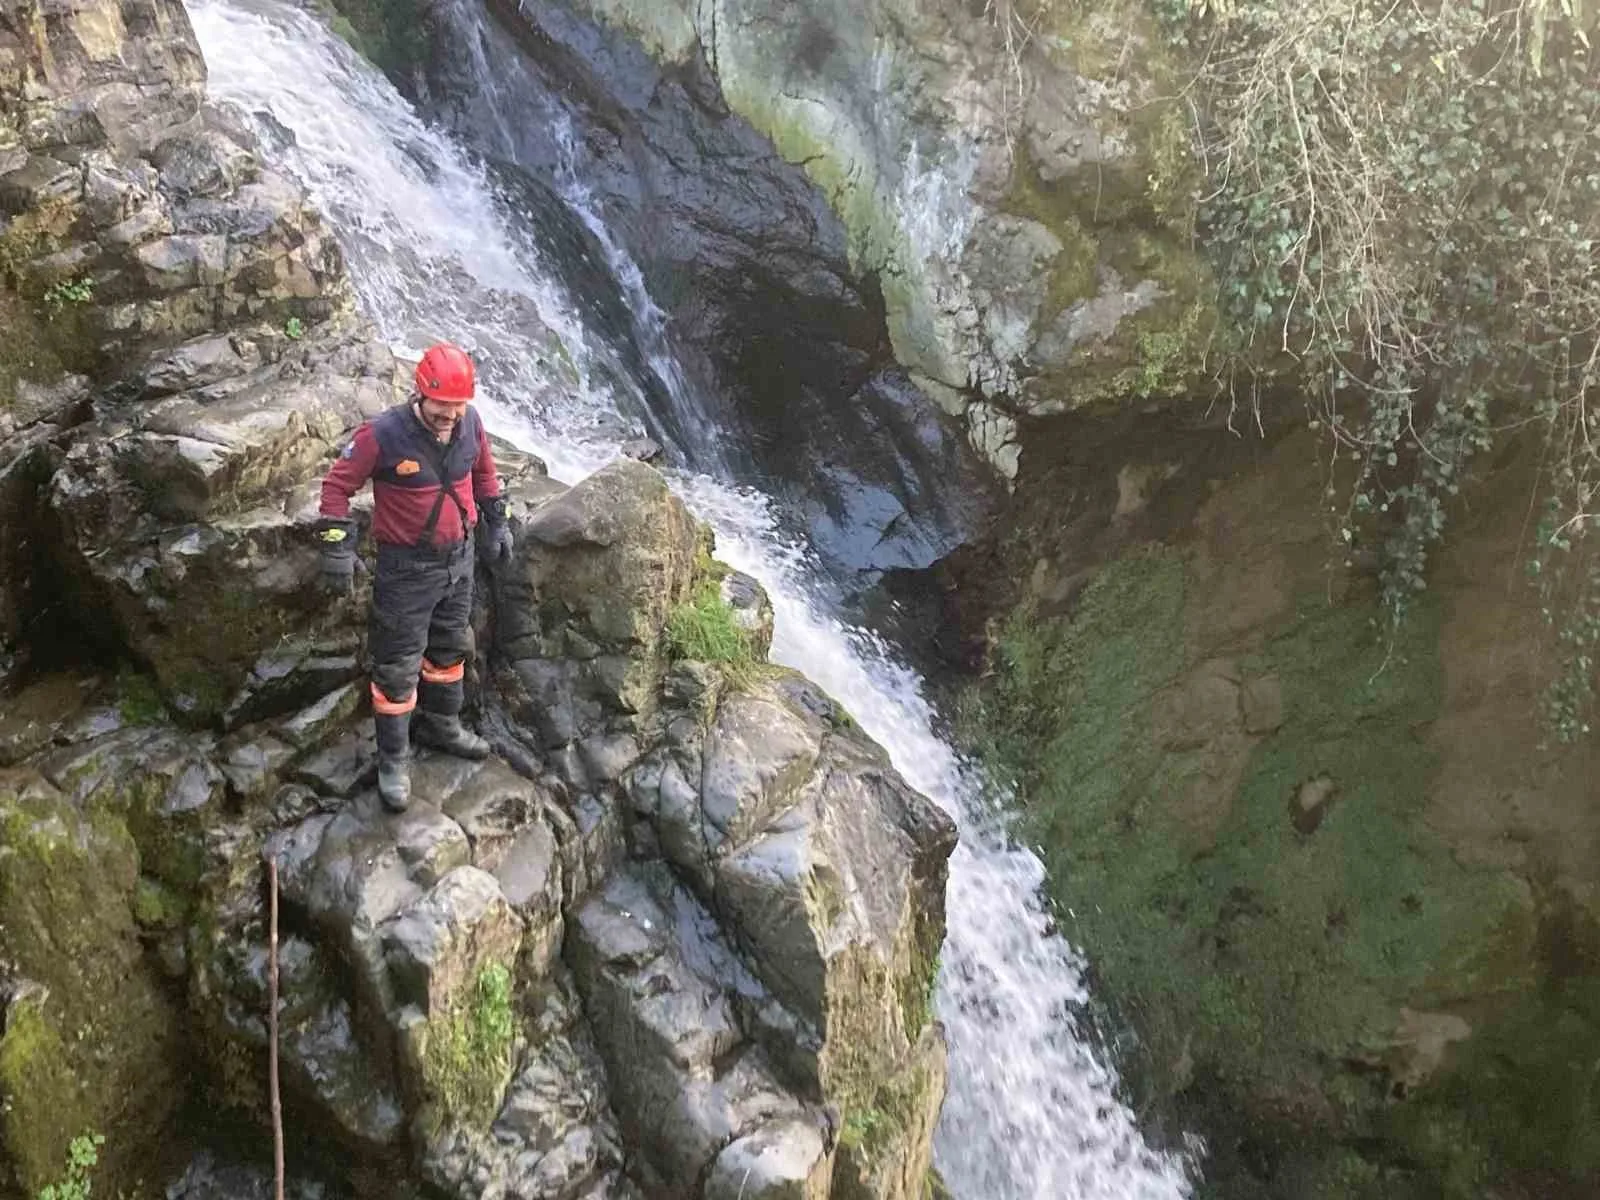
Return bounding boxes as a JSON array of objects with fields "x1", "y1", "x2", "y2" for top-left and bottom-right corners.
[
  {"x1": 0, "y1": 779, "x2": 181, "y2": 1198},
  {"x1": 415, "y1": 961, "x2": 517, "y2": 1135},
  {"x1": 972, "y1": 538, "x2": 1596, "y2": 1196}
]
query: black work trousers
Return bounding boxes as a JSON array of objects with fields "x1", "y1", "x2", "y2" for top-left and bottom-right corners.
[{"x1": 368, "y1": 540, "x2": 474, "y2": 709}]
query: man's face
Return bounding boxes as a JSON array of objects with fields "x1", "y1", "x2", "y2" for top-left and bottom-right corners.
[{"x1": 417, "y1": 396, "x2": 463, "y2": 442}]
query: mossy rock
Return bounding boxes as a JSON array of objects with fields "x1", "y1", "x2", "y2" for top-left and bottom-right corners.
[
  {"x1": 830, "y1": 1026, "x2": 947, "y2": 1200},
  {"x1": 972, "y1": 547, "x2": 1597, "y2": 1196},
  {"x1": 0, "y1": 777, "x2": 182, "y2": 1198},
  {"x1": 412, "y1": 960, "x2": 518, "y2": 1137},
  {"x1": 314, "y1": 0, "x2": 427, "y2": 78}
]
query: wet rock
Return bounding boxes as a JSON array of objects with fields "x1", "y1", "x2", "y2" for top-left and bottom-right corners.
[
  {"x1": 491, "y1": 459, "x2": 700, "y2": 747},
  {"x1": 425, "y1": 2, "x2": 994, "y2": 571},
  {"x1": 271, "y1": 800, "x2": 471, "y2": 943},
  {"x1": 164, "y1": 1148, "x2": 342, "y2": 1200},
  {"x1": 289, "y1": 725, "x2": 377, "y2": 799},
  {"x1": 382, "y1": 866, "x2": 523, "y2": 1019},
  {"x1": 619, "y1": 437, "x2": 661, "y2": 462},
  {"x1": 510, "y1": 459, "x2": 697, "y2": 647},
  {"x1": 135, "y1": 331, "x2": 265, "y2": 398},
  {"x1": 11, "y1": 374, "x2": 92, "y2": 431},
  {"x1": 704, "y1": 1119, "x2": 832, "y2": 1200},
  {"x1": 496, "y1": 0, "x2": 1204, "y2": 477},
  {"x1": 274, "y1": 682, "x2": 363, "y2": 749},
  {"x1": 569, "y1": 866, "x2": 819, "y2": 1194},
  {"x1": 224, "y1": 639, "x2": 363, "y2": 732},
  {"x1": 720, "y1": 569, "x2": 775, "y2": 661},
  {"x1": 215, "y1": 732, "x2": 299, "y2": 803},
  {"x1": 578, "y1": 732, "x2": 640, "y2": 785},
  {"x1": 153, "y1": 124, "x2": 260, "y2": 200},
  {"x1": 0, "y1": 428, "x2": 68, "y2": 692},
  {"x1": 699, "y1": 687, "x2": 825, "y2": 850},
  {"x1": 36, "y1": 726, "x2": 230, "y2": 890},
  {"x1": 45, "y1": 338, "x2": 395, "y2": 717},
  {"x1": 229, "y1": 930, "x2": 408, "y2": 1150},
  {"x1": 419, "y1": 980, "x2": 624, "y2": 1200}
]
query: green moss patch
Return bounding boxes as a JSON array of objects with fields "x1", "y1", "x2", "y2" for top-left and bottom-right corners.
[
  {"x1": 0, "y1": 786, "x2": 179, "y2": 1197},
  {"x1": 666, "y1": 581, "x2": 753, "y2": 668},
  {"x1": 970, "y1": 544, "x2": 1573, "y2": 1194},
  {"x1": 419, "y1": 961, "x2": 516, "y2": 1133},
  {"x1": 314, "y1": 0, "x2": 425, "y2": 77}
]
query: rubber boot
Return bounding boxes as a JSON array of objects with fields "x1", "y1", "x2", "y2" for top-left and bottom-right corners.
[
  {"x1": 414, "y1": 677, "x2": 490, "y2": 760},
  {"x1": 374, "y1": 709, "x2": 412, "y2": 812}
]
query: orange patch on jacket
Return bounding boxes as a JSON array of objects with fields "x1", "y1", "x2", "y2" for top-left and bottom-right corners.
[{"x1": 396, "y1": 459, "x2": 421, "y2": 476}]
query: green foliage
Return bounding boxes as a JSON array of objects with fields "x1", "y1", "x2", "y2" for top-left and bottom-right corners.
[
  {"x1": 425, "y1": 961, "x2": 516, "y2": 1130},
  {"x1": 315, "y1": 0, "x2": 426, "y2": 77},
  {"x1": 37, "y1": 1133, "x2": 104, "y2": 1200},
  {"x1": 1529, "y1": 490, "x2": 1600, "y2": 742},
  {"x1": 666, "y1": 582, "x2": 754, "y2": 671},
  {"x1": 114, "y1": 671, "x2": 165, "y2": 726},
  {"x1": 131, "y1": 877, "x2": 184, "y2": 931},
  {"x1": 840, "y1": 1105, "x2": 899, "y2": 1154},
  {"x1": 42, "y1": 277, "x2": 93, "y2": 315},
  {"x1": 1164, "y1": 0, "x2": 1600, "y2": 734},
  {"x1": 283, "y1": 316, "x2": 305, "y2": 340}
]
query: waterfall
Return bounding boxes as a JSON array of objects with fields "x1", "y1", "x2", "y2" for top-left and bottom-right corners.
[{"x1": 187, "y1": 2, "x2": 1199, "y2": 1195}]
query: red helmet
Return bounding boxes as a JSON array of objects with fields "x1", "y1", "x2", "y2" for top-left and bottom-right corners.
[{"x1": 415, "y1": 342, "x2": 475, "y2": 404}]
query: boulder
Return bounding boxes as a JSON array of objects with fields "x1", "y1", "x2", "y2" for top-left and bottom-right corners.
[
  {"x1": 493, "y1": 458, "x2": 699, "y2": 737},
  {"x1": 201, "y1": 923, "x2": 408, "y2": 1151},
  {"x1": 569, "y1": 865, "x2": 830, "y2": 1197},
  {"x1": 387, "y1": 866, "x2": 525, "y2": 1134},
  {"x1": 36, "y1": 724, "x2": 231, "y2": 890},
  {"x1": 623, "y1": 671, "x2": 955, "y2": 1195},
  {"x1": 46, "y1": 333, "x2": 396, "y2": 720},
  {"x1": 417, "y1": 971, "x2": 626, "y2": 1200},
  {"x1": 628, "y1": 674, "x2": 955, "y2": 1055},
  {"x1": 704, "y1": 1119, "x2": 833, "y2": 1200}
]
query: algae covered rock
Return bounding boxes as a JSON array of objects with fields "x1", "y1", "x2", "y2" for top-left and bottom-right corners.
[
  {"x1": 548, "y1": 0, "x2": 1211, "y2": 476},
  {"x1": 0, "y1": 769, "x2": 182, "y2": 1197},
  {"x1": 972, "y1": 428, "x2": 1600, "y2": 1197}
]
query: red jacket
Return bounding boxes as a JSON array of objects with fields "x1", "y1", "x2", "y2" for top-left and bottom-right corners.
[{"x1": 320, "y1": 403, "x2": 501, "y2": 547}]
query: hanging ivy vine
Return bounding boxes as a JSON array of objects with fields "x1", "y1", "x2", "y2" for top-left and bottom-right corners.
[{"x1": 1151, "y1": 0, "x2": 1600, "y2": 739}]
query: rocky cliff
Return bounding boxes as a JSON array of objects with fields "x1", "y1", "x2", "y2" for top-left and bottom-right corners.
[
  {"x1": 539, "y1": 0, "x2": 1210, "y2": 481},
  {"x1": 0, "y1": 3, "x2": 954, "y2": 1198},
  {"x1": 952, "y1": 407, "x2": 1600, "y2": 1199}
]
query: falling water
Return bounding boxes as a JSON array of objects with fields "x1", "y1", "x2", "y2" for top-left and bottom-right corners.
[{"x1": 187, "y1": 2, "x2": 1199, "y2": 1195}]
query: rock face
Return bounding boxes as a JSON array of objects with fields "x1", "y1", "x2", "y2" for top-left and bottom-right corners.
[
  {"x1": 0, "y1": 0, "x2": 355, "y2": 691},
  {"x1": 0, "y1": 456, "x2": 955, "y2": 1200},
  {"x1": 959, "y1": 408, "x2": 1600, "y2": 1198},
  {"x1": 521, "y1": 0, "x2": 1209, "y2": 479},
  {"x1": 393, "y1": 0, "x2": 995, "y2": 579},
  {"x1": 0, "y1": 3, "x2": 955, "y2": 1198}
]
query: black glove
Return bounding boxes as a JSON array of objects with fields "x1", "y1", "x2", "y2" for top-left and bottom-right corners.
[
  {"x1": 313, "y1": 517, "x2": 359, "y2": 595},
  {"x1": 478, "y1": 496, "x2": 513, "y2": 565}
]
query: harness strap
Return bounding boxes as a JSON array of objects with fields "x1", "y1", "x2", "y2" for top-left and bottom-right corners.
[{"x1": 413, "y1": 414, "x2": 473, "y2": 547}]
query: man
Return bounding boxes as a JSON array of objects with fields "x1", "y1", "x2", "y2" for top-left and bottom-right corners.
[{"x1": 313, "y1": 341, "x2": 514, "y2": 812}]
